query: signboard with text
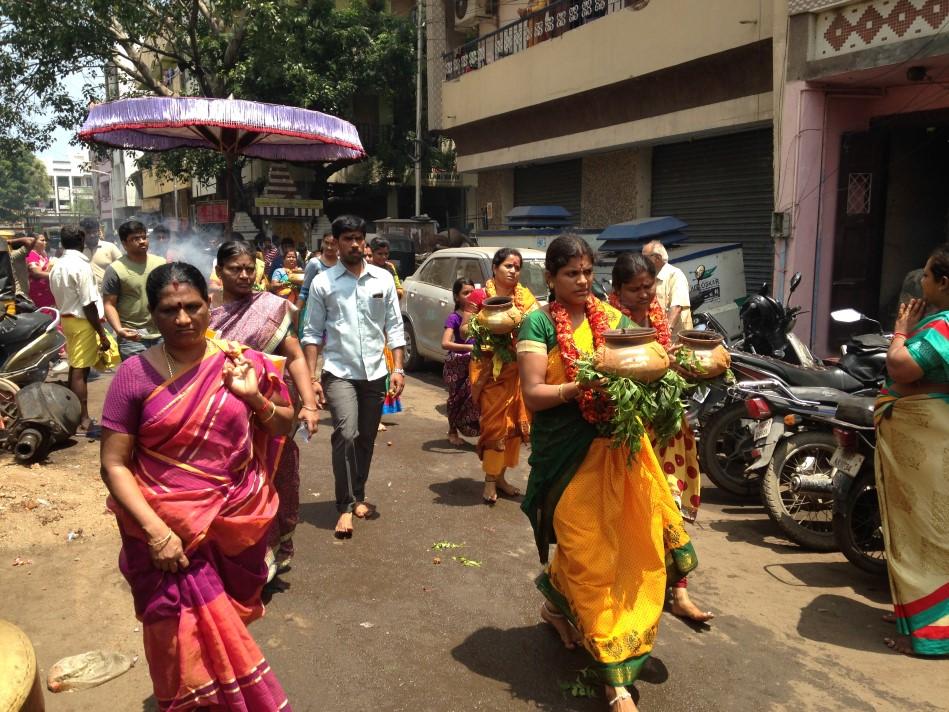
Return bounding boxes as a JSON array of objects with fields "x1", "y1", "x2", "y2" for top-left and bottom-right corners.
[{"x1": 196, "y1": 201, "x2": 229, "y2": 224}]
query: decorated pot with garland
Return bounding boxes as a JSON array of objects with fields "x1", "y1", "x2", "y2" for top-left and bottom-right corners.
[
  {"x1": 674, "y1": 330, "x2": 730, "y2": 379},
  {"x1": 480, "y1": 296, "x2": 523, "y2": 335},
  {"x1": 594, "y1": 328, "x2": 669, "y2": 383}
]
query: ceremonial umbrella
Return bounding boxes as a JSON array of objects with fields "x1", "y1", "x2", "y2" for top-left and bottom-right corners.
[{"x1": 79, "y1": 96, "x2": 366, "y2": 227}]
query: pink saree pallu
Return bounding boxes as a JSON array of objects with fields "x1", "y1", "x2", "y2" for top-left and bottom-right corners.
[{"x1": 109, "y1": 344, "x2": 292, "y2": 710}]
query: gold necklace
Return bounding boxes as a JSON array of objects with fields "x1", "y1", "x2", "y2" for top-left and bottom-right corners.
[
  {"x1": 162, "y1": 342, "x2": 208, "y2": 379},
  {"x1": 161, "y1": 343, "x2": 177, "y2": 379}
]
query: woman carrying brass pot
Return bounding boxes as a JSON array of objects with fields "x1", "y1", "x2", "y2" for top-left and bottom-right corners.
[
  {"x1": 470, "y1": 248, "x2": 538, "y2": 504},
  {"x1": 518, "y1": 235, "x2": 696, "y2": 711},
  {"x1": 609, "y1": 251, "x2": 713, "y2": 623}
]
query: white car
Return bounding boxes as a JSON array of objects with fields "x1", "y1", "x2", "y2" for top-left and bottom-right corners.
[{"x1": 400, "y1": 246, "x2": 548, "y2": 369}]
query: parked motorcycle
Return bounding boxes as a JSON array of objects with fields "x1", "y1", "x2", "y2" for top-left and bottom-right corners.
[
  {"x1": 830, "y1": 397, "x2": 886, "y2": 576},
  {"x1": 735, "y1": 380, "x2": 848, "y2": 550},
  {"x1": 693, "y1": 310, "x2": 887, "y2": 497}
]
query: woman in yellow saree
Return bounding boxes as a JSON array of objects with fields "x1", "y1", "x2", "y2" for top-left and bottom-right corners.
[
  {"x1": 517, "y1": 236, "x2": 697, "y2": 710},
  {"x1": 876, "y1": 244, "x2": 949, "y2": 657},
  {"x1": 470, "y1": 248, "x2": 538, "y2": 504}
]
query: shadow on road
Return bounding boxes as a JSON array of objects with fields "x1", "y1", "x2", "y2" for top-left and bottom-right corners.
[
  {"x1": 421, "y1": 437, "x2": 476, "y2": 454},
  {"x1": 299, "y1": 500, "x2": 340, "y2": 531},
  {"x1": 797, "y1": 593, "x2": 892, "y2": 653},
  {"x1": 697, "y1": 483, "x2": 760, "y2": 507},
  {"x1": 776, "y1": 561, "x2": 891, "y2": 604},
  {"x1": 451, "y1": 624, "x2": 603, "y2": 711},
  {"x1": 429, "y1": 477, "x2": 486, "y2": 507},
  {"x1": 706, "y1": 516, "x2": 801, "y2": 554}
]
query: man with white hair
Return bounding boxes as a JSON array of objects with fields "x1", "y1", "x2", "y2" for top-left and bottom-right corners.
[{"x1": 643, "y1": 239, "x2": 692, "y2": 334}]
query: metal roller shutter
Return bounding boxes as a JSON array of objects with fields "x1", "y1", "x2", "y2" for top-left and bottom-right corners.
[
  {"x1": 652, "y1": 129, "x2": 774, "y2": 293},
  {"x1": 514, "y1": 159, "x2": 582, "y2": 220}
]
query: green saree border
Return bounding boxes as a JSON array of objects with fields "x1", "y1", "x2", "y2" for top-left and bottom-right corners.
[{"x1": 535, "y1": 572, "x2": 651, "y2": 686}]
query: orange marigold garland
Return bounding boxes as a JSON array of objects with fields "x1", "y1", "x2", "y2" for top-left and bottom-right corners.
[
  {"x1": 485, "y1": 279, "x2": 533, "y2": 314},
  {"x1": 607, "y1": 293, "x2": 672, "y2": 349},
  {"x1": 549, "y1": 296, "x2": 614, "y2": 427}
]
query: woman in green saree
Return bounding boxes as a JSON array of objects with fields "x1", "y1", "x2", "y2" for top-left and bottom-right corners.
[
  {"x1": 517, "y1": 235, "x2": 697, "y2": 710},
  {"x1": 876, "y1": 243, "x2": 949, "y2": 656}
]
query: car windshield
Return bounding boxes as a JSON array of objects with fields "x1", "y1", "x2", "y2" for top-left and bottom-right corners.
[{"x1": 520, "y1": 259, "x2": 548, "y2": 301}]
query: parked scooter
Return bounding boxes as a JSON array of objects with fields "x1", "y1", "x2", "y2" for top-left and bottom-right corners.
[
  {"x1": 0, "y1": 307, "x2": 66, "y2": 385},
  {"x1": 829, "y1": 397, "x2": 886, "y2": 576},
  {"x1": 0, "y1": 308, "x2": 81, "y2": 463}
]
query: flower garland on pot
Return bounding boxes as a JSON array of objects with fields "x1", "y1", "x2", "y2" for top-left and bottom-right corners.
[
  {"x1": 470, "y1": 280, "x2": 534, "y2": 379},
  {"x1": 607, "y1": 293, "x2": 671, "y2": 349},
  {"x1": 553, "y1": 296, "x2": 687, "y2": 457}
]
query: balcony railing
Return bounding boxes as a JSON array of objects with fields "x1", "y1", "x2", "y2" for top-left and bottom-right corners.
[{"x1": 443, "y1": 0, "x2": 643, "y2": 81}]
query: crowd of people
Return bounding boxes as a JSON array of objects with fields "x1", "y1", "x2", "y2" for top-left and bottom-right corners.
[{"x1": 5, "y1": 213, "x2": 943, "y2": 710}]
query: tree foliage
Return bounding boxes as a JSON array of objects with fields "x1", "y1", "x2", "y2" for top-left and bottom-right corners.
[
  {"x1": 0, "y1": 143, "x2": 50, "y2": 220},
  {"x1": 0, "y1": 0, "x2": 418, "y2": 188}
]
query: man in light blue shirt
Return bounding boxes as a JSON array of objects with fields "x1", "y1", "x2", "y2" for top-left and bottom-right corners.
[{"x1": 302, "y1": 215, "x2": 405, "y2": 539}]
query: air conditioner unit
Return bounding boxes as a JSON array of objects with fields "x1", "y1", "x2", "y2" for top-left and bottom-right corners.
[{"x1": 454, "y1": 0, "x2": 491, "y2": 30}]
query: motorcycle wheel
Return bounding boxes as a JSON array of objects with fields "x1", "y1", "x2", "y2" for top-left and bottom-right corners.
[
  {"x1": 761, "y1": 431, "x2": 837, "y2": 551},
  {"x1": 698, "y1": 400, "x2": 761, "y2": 498},
  {"x1": 834, "y1": 469, "x2": 887, "y2": 576}
]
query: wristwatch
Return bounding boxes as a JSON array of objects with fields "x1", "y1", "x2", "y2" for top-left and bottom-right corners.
[{"x1": 392, "y1": 368, "x2": 405, "y2": 375}]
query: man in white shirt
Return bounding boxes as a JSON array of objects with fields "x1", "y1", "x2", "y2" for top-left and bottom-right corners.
[
  {"x1": 302, "y1": 215, "x2": 405, "y2": 540},
  {"x1": 643, "y1": 239, "x2": 693, "y2": 334},
  {"x1": 79, "y1": 217, "x2": 122, "y2": 289},
  {"x1": 49, "y1": 225, "x2": 111, "y2": 435}
]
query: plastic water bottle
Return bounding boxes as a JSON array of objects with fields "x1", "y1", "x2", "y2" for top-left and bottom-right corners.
[{"x1": 296, "y1": 424, "x2": 311, "y2": 443}]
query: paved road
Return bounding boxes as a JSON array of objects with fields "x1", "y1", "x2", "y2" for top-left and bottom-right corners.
[
  {"x1": 250, "y1": 369, "x2": 943, "y2": 712},
  {"x1": 19, "y1": 369, "x2": 946, "y2": 712}
]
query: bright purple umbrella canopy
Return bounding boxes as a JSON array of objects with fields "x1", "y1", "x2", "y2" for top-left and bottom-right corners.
[{"x1": 79, "y1": 96, "x2": 365, "y2": 162}]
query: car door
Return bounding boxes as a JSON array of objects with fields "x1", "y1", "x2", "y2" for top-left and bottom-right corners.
[{"x1": 411, "y1": 254, "x2": 457, "y2": 358}]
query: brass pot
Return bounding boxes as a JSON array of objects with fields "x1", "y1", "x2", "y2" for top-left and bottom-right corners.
[
  {"x1": 675, "y1": 330, "x2": 731, "y2": 379},
  {"x1": 480, "y1": 296, "x2": 522, "y2": 335},
  {"x1": 595, "y1": 328, "x2": 669, "y2": 382},
  {"x1": 288, "y1": 271, "x2": 305, "y2": 286}
]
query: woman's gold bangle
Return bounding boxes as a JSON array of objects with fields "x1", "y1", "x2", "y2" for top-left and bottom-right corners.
[
  {"x1": 261, "y1": 402, "x2": 278, "y2": 423},
  {"x1": 257, "y1": 399, "x2": 277, "y2": 423},
  {"x1": 558, "y1": 383, "x2": 570, "y2": 403},
  {"x1": 300, "y1": 405, "x2": 319, "y2": 412},
  {"x1": 149, "y1": 531, "x2": 173, "y2": 551}
]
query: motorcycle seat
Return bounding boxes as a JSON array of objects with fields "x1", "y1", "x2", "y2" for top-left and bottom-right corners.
[
  {"x1": 731, "y1": 351, "x2": 864, "y2": 392},
  {"x1": 0, "y1": 312, "x2": 52, "y2": 347},
  {"x1": 836, "y1": 395, "x2": 876, "y2": 428},
  {"x1": 847, "y1": 334, "x2": 889, "y2": 353}
]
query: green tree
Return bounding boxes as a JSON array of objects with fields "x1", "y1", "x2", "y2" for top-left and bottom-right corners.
[
  {"x1": 0, "y1": 143, "x2": 50, "y2": 220},
  {"x1": 0, "y1": 0, "x2": 418, "y2": 200}
]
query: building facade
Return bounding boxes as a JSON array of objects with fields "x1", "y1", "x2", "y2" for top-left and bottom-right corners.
[
  {"x1": 777, "y1": 0, "x2": 949, "y2": 354},
  {"x1": 41, "y1": 152, "x2": 95, "y2": 218},
  {"x1": 428, "y1": 0, "x2": 779, "y2": 290}
]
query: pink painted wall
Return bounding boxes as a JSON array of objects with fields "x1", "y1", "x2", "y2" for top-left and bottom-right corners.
[{"x1": 777, "y1": 81, "x2": 949, "y2": 357}]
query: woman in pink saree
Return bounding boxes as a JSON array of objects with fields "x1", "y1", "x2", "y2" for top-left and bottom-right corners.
[
  {"x1": 209, "y1": 240, "x2": 321, "y2": 577},
  {"x1": 100, "y1": 263, "x2": 295, "y2": 711}
]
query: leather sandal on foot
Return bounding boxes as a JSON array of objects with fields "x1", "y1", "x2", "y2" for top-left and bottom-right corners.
[
  {"x1": 353, "y1": 502, "x2": 377, "y2": 519},
  {"x1": 608, "y1": 690, "x2": 633, "y2": 707},
  {"x1": 483, "y1": 478, "x2": 498, "y2": 505}
]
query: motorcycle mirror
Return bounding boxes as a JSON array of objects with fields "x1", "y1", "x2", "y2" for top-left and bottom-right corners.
[
  {"x1": 831, "y1": 308, "x2": 864, "y2": 324},
  {"x1": 789, "y1": 272, "x2": 802, "y2": 294}
]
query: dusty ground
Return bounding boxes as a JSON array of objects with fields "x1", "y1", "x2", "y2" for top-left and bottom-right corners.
[{"x1": 1, "y1": 369, "x2": 946, "y2": 711}]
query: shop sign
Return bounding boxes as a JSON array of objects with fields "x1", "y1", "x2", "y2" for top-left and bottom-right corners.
[{"x1": 196, "y1": 201, "x2": 229, "y2": 224}]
